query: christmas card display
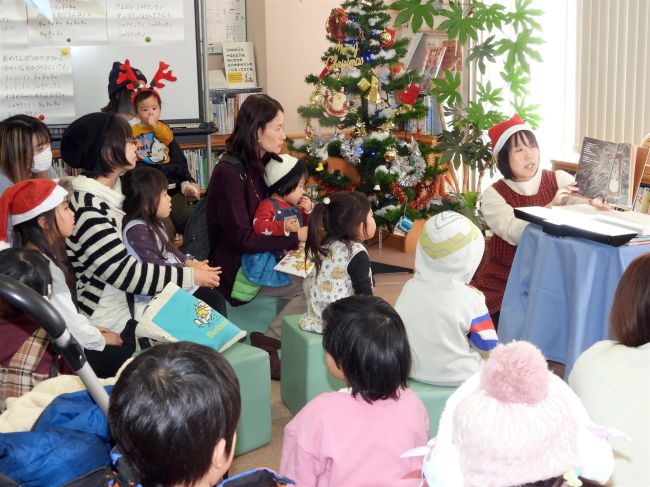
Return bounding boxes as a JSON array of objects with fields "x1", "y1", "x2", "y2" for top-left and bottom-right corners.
[
  {"x1": 274, "y1": 248, "x2": 314, "y2": 278},
  {"x1": 222, "y1": 41, "x2": 257, "y2": 88},
  {"x1": 137, "y1": 282, "x2": 245, "y2": 352},
  {"x1": 575, "y1": 137, "x2": 649, "y2": 208}
]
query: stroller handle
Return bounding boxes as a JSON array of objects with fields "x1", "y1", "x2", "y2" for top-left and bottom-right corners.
[{"x1": 0, "y1": 276, "x2": 110, "y2": 413}]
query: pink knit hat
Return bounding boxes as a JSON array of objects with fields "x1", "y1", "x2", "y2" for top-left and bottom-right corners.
[
  {"x1": 411, "y1": 342, "x2": 615, "y2": 487},
  {"x1": 489, "y1": 114, "x2": 532, "y2": 157}
]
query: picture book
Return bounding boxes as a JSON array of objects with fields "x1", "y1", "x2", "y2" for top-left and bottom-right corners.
[
  {"x1": 575, "y1": 137, "x2": 649, "y2": 208},
  {"x1": 419, "y1": 46, "x2": 446, "y2": 91},
  {"x1": 274, "y1": 248, "x2": 314, "y2": 278},
  {"x1": 137, "y1": 282, "x2": 245, "y2": 352}
]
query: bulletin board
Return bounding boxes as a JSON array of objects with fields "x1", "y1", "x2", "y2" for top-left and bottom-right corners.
[
  {"x1": 0, "y1": 0, "x2": 205, "y2": 126},
  {"x1": 205, "y1": 0, "x2": 246, "y2": 54}
]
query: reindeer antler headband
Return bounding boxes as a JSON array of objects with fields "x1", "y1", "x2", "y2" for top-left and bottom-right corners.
[{"x1": 118, "y1": 59, "x2": 177, "y2": 103}]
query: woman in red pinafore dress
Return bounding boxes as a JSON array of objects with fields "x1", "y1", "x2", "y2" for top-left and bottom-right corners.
[{"x1": 472, "y1": 115, "x2": 586, "y2": 326}]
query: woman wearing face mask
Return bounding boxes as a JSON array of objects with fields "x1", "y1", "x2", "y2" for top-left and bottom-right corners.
[{"x1": 0, "y1": 114, "x2": 56, "y2": 196}]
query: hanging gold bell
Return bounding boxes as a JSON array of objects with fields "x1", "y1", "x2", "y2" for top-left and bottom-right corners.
[
  {"x1": 351, "y1": 120, "x2": 367, "y2": 138},
  {"x1": 309, "y1": 89, "x2": 324, "y2": 107},
  {"x1": 384, "y1": 149, "x2": 397, "y2": 162}
]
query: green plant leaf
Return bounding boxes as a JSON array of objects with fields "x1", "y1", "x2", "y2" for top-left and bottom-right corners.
[
  {"x1": 508, "y1": 0, "x2": 543, "y2": 32},
  {"x1": 512, "y1": 97, "x2": 542, "y2": 128},
  {"x1": 476, "y1": 81, "x2": 503, "y2": 106},
  {"x1": 390, "y1": 0, "x2": 436, "y2": 31},
  {"x1": 437, "y1": 1, "x2": 480, "y2": 44},
  {"x1": 473, "y1": 2, "x2": 506, "y2": 32},
  {"x1": 497, "y1": 29, "x2": 543, "y2": 73},
  {"x1": 500, "y1": 65, "x2": 530, "y2": 98},
  {"x1": 466, "y1": 35, "x2": 498, "y2": 75},
  {"x1": 430, "y1": 71, "x2": 463, "y2": 106}
]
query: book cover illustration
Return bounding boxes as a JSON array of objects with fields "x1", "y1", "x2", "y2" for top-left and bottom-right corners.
[
  {"x1": 419, "y1": 46, "x2": 446, "y2": 91},
  {"x1": 138, "y1": 282, "x2": 246, "y2": 352},
  {"x1": 274, "y1": 248, "x2": 314, "y2": 278},
  {"x1": 575, "y1": 137, "x2": 640, "y2": 208}
]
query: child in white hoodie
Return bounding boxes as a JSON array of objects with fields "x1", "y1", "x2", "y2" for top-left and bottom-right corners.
[{"x1": 395, "y1": 211, "x2": 498, "y2": 386}]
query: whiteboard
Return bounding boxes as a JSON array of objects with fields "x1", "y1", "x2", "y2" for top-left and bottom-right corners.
[
  {"x1": 0, "y1": 0, "x2": 204, "y2": 126},
  {"x1": 206, "y1": 0, "x2": 246, "y2": 54}
]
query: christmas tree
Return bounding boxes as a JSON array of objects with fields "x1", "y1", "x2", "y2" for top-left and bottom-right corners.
[{"x1": 289, "y1": 0, "x2": 467, "y2": 228}]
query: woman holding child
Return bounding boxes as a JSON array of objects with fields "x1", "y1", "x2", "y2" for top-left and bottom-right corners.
[{"x1": 206, "y1": 94, "x2": 307, "y2": 379}]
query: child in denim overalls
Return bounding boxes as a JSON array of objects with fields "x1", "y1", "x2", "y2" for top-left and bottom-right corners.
[{"x1": 240, "y1": 154, "x2": 313, "y2": 287}]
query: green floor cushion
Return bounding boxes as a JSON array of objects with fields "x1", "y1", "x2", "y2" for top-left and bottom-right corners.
[{"x1": 227, "y1": 296, "x2": 284, "y2": 344}]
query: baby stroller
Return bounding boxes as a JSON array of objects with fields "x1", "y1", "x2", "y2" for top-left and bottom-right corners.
[{"x1": 0, "y1": 277, "x2": 292, "y2": 487}]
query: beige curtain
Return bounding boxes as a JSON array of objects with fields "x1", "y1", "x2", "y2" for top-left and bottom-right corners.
[{"x1": 575, "y1": 0, "x2": 650, "y2": 148}]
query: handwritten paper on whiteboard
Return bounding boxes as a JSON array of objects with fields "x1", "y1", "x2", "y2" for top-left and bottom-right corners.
[
  {"x1": 0, "y1": 49, "x2": 74, "y2": 123},
  {"x1": 0, "y1": 0, "x2": 29, "y2": 47},
  {"x1": 107, "y1": 1, "x2": 184, "y2": 44},
  {"x1": 27, "y1": 0, "x2": 107, "y2": 46},
  {"x1": 206, "y1": 0, "x2": 246, "y2": 54}
]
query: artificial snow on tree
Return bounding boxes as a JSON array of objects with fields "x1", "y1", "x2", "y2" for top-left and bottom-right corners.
[{"x1": 288, "y1": 0, "x2": 468, "y2": 228}]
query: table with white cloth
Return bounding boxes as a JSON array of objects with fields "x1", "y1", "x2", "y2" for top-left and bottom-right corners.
[{"x1": 498, "y1": 224, "x2": 649, "y2": 376}]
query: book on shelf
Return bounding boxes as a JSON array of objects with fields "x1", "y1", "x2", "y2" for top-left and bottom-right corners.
[
  {"x1": 514, "y1": 204, "x2": 650, "y2": 246},
  {"x1": 419, "y1": 46, "x2": 446, "y2": 91},
  {"x1": 575, "y1": 136, "x2": 649, "y2": 209},
  {"x1": 222, "y1": 41, "x2": 257, "y2": 89}
]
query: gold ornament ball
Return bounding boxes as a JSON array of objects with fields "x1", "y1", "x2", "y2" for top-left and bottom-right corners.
[
  {"x1": 380, "y1": 31, "x2": 392, "y2": 45},
  {"x1": 384, "y1": 149, "x2": 397, "y2": 162}
]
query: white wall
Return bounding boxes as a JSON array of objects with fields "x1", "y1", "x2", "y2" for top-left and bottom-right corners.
[{"x1": 248, "y1": 0, "x2": 341, "y2": 135}]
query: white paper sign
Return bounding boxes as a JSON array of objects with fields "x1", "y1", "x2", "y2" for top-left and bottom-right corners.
[
  {"x1": 0, "y1": 49, "x2": 74, "y2": 123},
  {"x1": 0, "y1": 0, "x2": 29, "y2": 47},
  {"x1": 206, "y1": 0, "x2": 246, "y2": 54},
  {"x1": 27, "y1": 0, "x2": 107, "y2": 46},
  {"x1": 107, "y1": 0, "x2": 184, "y2": 44},
  {"x1": 222, "y1": 42, "x2": 257, "y2": 88}
]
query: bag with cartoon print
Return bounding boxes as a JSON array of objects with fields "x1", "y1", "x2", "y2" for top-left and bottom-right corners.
[{"x1": 136, "y1": 282, "x2": 245, "y2": 352}]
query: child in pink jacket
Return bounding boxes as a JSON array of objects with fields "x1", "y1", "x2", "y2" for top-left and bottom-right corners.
[{"x1": 280, "y1": 295, "x2": 429, "y2": 486}]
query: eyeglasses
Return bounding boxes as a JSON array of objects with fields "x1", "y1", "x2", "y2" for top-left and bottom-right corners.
[{"x1": 126, "y1": 137, "x2": 137, "y2": 145}]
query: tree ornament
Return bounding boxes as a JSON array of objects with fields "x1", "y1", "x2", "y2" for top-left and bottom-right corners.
[
  {"x1": 379, "y1": 118, "x2": 395, "y2": 133},
  {"x1": 379, "y1": 28, "x2": 396, "y2": 48},
  {"x1": 309, "y1": 89, "x2": 324, "y2": 107},
  {"x1": 325, "y1": 89, "x2": 349, "y2": 118},
  {"x1": 384, "y1": 148, "x2": 397, "y2": 162},
  {"x1": 392, "y1": 63, "x2": 402, "y2": 74},
  {"x1": 326, "y1": 8, "x2": 348, "y2": 42},
  {"x1": 351, "y1": 120, "x2": 367, "y2": 138},
  {"x1": 357, "y1": 77, "x2": 371, "y2": 92},
  {"x1": 399, "y1": 83, "x2": 421, "y2": 105},
  {"x1": 315, "y1": 162, "x2": 325, "y2": 172},
  {"x1": 368, "y1": 75, "x2": 380, "y2": 104},
  {"x1": 304, "y1": 119, "x2": 314, "y2": 143}
]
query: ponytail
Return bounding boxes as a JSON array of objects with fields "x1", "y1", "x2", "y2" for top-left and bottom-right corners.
[{"x1": 305, "y1": 191, "x2": 371, "y2": 275}]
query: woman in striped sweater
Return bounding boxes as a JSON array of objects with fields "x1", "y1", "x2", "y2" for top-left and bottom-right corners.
[{"x1": 60, "y1": 112, "x2": 220, "y2": 376}]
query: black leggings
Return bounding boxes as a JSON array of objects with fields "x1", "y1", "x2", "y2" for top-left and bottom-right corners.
[
  {"x1": 192, "y1": 287, "x2": 228, "y2": 317},
  {"x1": 85, "y1": 320, "x2": 137, "y2": 378}
]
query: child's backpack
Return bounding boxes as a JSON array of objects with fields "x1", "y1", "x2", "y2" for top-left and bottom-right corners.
[
  {"x1": 180, "y1": 196, "x2": 209, "y2": 261},
  {"x1": 181, "y1": 154, "x2": 246, "y2": 261}
]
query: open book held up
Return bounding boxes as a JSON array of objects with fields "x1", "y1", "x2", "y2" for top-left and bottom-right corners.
[
  {"x1": 514, "y1": 204, "x2": 650, "y2": 246},
  {"x1": 575, "y1": 137, "x2": 649, "y2": 208},
  {"x1": 274, "y1": 248, "x2": 314, "y2": 278}
]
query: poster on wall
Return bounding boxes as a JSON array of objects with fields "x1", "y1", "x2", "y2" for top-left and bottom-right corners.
[
  {"x1": 0, "y1": 48, "x2": 75, "y2": 123},
  {"x1": 206, "y1": 0, "x2": 246, "y2": 54},
  {"x1": 106, "y1": 0, "x2": 184, "y2": 44},
  {"x1": 27, "y1": 0, "x2": 107, "y2": 46},
  {"x1": 0, "y1": 0, "x2": 29, "y2": 47},
  {"x1": 222, "y1": 42, "x2": 257, "y2": 88}
]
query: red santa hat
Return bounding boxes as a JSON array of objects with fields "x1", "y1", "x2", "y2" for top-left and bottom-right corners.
[
  {"x1": 0, "y1": 179, "x2": 68, "y2": 244},
  {"x1": 488, "y1": 113, "x2": 533, "y2": 157}
]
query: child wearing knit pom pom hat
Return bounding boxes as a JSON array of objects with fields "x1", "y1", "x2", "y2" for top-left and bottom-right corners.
[
  {"x1": 471, "y1": 114, "x2": 607, "y2": 326},
  {"x1": 412, "y1": 341, "x2": 615, "y2": 487}
]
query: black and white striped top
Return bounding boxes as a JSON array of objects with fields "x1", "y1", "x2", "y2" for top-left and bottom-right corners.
[{"x1": 66, "y1": 187, "x2": 193, "y2": 318}]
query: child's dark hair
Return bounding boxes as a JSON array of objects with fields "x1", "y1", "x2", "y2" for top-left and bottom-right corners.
[
  {"x1": 0, "y1": 114, "x2": 51, "y2": 183},
  {"x1": 122, "y1": 166, "x2": 175, "y2": 258},
  {"x1": 0, "y1": 247, "x2": 52, "y2": 297},
  {"x1": 86, "y1": 114, "x2": 134, "y2": 178},
  {"x1": 496, "y1": 130, "x2": 538, "y2": 179},
  {"x1": 101, "y1": 87, "x2": 135, "y2": 116},
  {"x1": 609, "y1": 253, "x2": 650, "y2": 347},
  {"x1": 322, "y1": 295, "x2": 411, "y2": 403},
  {"x1": 305, "y1": 191, "x2": 371, "y2": 274},
  {"x1": 132, "y1": 90, "x2": 161, "y2": 111},
  {"x1": 268, "y1": 159, "x2": 308, "y2": 197},
  {"x1": 12, "y1": 203, "x2": 74, "y2": 294},
  {"x1": 227, "y1": 94, "x2": 284, "y2": 175},
  {"x1": 108, "y1": 341, "x2": 241, "y2": 487}
]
